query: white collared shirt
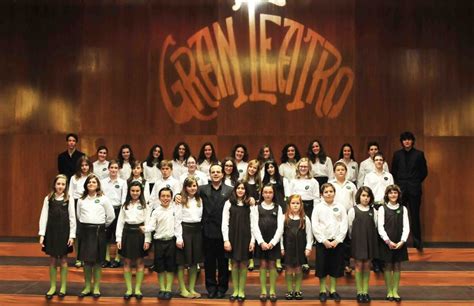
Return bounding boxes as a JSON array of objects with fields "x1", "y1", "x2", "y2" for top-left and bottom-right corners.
[
  {"x1": 280, "y1": 215, "x2": 313, "y2": 250},
  {"x1": 174, "y1": 197, "x2": 203, "y2": 243},
  {"x1": 69, "y1": 175, "x2": 88, "y2": 199},
  {"x1": 149, "y1": 176, "x2": 181, "y2": 209},
  {"x1": 377, "y1": 203, "x2": 410, "y2": 243},
  {"x1": 38, "y1": 194, "x2": 76, "y2": 239},
  {"x1": 251, "y1": 202, "x2": 284, "y2": 246},
  {"x1": 142, "y1": 161, "x2": 162, "y2": 182},
  {"x1": 198, "y1": 160, "x2": 212, "y2": 179},
  {"x1": 115, "y1": 201, "x2": 151, "y2": 243},
  {"x1": 358, "y1": 157, "x2": 389, "y2": 187},
  {"x1": 101, "y1": 177, "x2": 127, "y2": 207},
  {"x1": 311, "y1": 200, "x2": 348, "y2": 243},
  {"x1": 77, "y1": 194, "x2": 115, "y2": 226},
  {"x1": 179, "y1": 170, "x2": 209, "y2": 191},
  {"x1": 145, "y1": 202, "x2": 177, "y2": 240},
  {"x1": 363, "y1": 170, "x2": 394, "y2": 203},
  {"x1": 279, "y1": 162, "x2": 297, "y2": 180},
  {"x1": 286, "y1": 177, "x2": 320, "y2": 203},
  {"x1": 119, "y1": 161, "x2": 132, "y2": 180},
  {"x1": 329, "y1": 178, "x2": 357, "y2": 212},
  {"x1": 172, "y1": 160, "x2": 187, "y2": 179},
  {"x1": 221, "y1": 200, "x2": 255, "y2": 243},
  {"x1": 236, "y1": 161, "x2": 248, "y2": 180},
  {"x1": 310, "y1": 157, "x2": 334, "y2": 179},
  {"x1": 337, "y1": 159, "x2": 358, "y2": 183},
  {"x1": 93, "y1": 160, "x2": 110, "y2": 180}
]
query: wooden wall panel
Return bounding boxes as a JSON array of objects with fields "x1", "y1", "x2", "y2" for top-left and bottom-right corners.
[{"x1": 0, "y1": 0, "x2": 472, "y2": 241}]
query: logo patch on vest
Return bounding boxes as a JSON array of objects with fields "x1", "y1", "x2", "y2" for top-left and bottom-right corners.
[
  {"x1": 239, "y1": 169, "x2": 243, "y2": 173},
  {"x1": 384, "y1": 177, "x2": 388, "y2": 181},
  {"x1": 137, "y1": 205, "x2": 144, "y2": 210},
  {"x1": 305, "y1": 185, "x2": 309, "y2": 190},
  {"x1": 95, "y1": 199, "x2": 100, "y2": 204},
  {"x1": 352, "y1": 166, "x2": 355, "y2": 169},
  {"x1": 396, "y1": 210, "x2": 401, "y2": 214},
  {"x1": 333, "y1": 207, "x2": 339, "y2": 212},
  {"x1": 115, "y1": 185, "x2": 120, "y2": 188},
  {"x1": 346, "y1": 185, "x2": 351, "y2": 190}
]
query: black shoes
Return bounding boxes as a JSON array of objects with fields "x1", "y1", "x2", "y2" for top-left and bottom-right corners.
[
  {"x1": 357, "y1": 294, "x2": 364, "y2": 303},
  {"x1": 330, "y1": 292, "x2": 341, "y2": 302},
  {"x1": 123, "y1": 293, "x2": 132, "y2": 300},
  {"x1": 319, "y1": 292, "x2": 328, "y2": 302},
  {"x1": 259, "y1": 294, "x2": 268, "y2": 302},
  {"x1": 216, "y1": 291, "x2": 225, "y2": 299},
  {"x1": 135, "y1": 293, "x2": 143, "y2": 300},
  {"x1": 45, "y1": 292, "x2": 55, "y2": 300},
  {"x1": 269, "y1": 294, "x2": 277, "y2": 302},
  {"x1": 229, "y1": 295, "x2": 237, "y2": 302},
  {"x1": 101, "y1": 260, "x2": 110, "y2": 268},
  {"x1": 294, "y1": 291, "x2": 303, "y2": 300},
  {"x1": 237, "y1": 296, "x2": 246, "y2": 302},
  {"x1": 208, "y1": 291, "x2": 217, "y2": 299},
  {"x1": 413, "y1": 239, "x2": 424, "y2": 252},
  {"x1": 78, "y1": 291, "x2": 91, "y2": 298},
  {"x1": 285, "y1": 291, "x2": 294, "y2": 300},
  {"x1": 109, "y1": 260, "x2": 121, "y2": 268},
  {"x1": 58, "y1": 292, "x2": 66, "y2": 298}
]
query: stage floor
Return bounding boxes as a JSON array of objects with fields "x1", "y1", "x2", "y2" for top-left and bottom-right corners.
[{"x1": 0, "y1": 239, "x2": 472, "y2": 305}]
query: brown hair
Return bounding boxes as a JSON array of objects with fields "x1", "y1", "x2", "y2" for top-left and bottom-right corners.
[{"x1": 284, "y1": 194, "x2": 305, "y2": 229}]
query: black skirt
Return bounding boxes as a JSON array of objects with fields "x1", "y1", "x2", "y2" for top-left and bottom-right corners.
[
  {"x1": 42, "y1": 199, "x2": 73, "y2": 257},
  {"x1": 176, "y1": 222, "x2": 203, "y2": 266},
  {"x1": 77, "y1": 223, "x2": 106, "y2": 264},
  {"x1": 106, "y1": 206, "x2": 121, "y2": 243},
  {"x1": 118, "y1": 223, "x2": 148, "y2": 260},
  {"x1": 315, "y1": 241, "x2": 344, "y2": 278},
  {"x1": 378, "y1": 239, "x2": 409, "y2": 263},
  {"x1": 153, "y1": 238, "x2": 177, "y2": 273}
]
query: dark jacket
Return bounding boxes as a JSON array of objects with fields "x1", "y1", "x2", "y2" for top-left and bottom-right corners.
[
  {"x1": 391, "y1": 147, "x2": 427, "y2": 194},
  {"x1": 199, "y1": 183, "x2": 233, "y2": 239}
]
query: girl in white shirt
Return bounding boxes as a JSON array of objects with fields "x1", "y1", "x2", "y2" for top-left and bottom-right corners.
[
  {"x1": 142, "y1": 144, "x2": 163, "y2": 189},
  {"x1": 307, "y1": 139, "x2": 334, "y2": 186},
  {"x1": 179, "y1": 156, "x2": 208, "y2": 189},
  {"x1": 337, "y1": 143, "x2": 358, "y2": 186},
  {"x1": 116, "y1": 181, "x2": 151, "y2": 300},
  {"x1": 378, "y1": 185, "x2": 409, "y2": 302},
  {"x1": 127, "y1": 160, "x2": 145, "y2": 186},
  {"x1": 76, "y1": 174, "x2": 115, "y2": 299},
  {"x1": 222, "y1": 182, "x2": 255, "y2": 302},
  {"x1": 281, "y1": 194, "x2": 312, "y2": 300},
  {"x1": 222, "y1": 157, "x2": 239, "y2": 187},
  {"x1": 257, "y1": 144, "x2": 275, "y2": 178},
  {"x1": 39, "y1": 174, "x2": 76, "y2": 299},
  {"x1": 117, "y1": 144, "x2": 136, "y2": 181},
  {"x1": 252, "y1": 184, "x2": 284, "y2": 302},
  {"x1": 175, "y1": 177, "x2": 203, "y2": 298},
  {"x1": 92, "y1": 146, "x2": 109, "y2": 180},
  {"x1": 231, "y1": 144, "x2": 249, "y2": 180},
  {"x1": 279, "y1": 143, "x2": 301, "y2": 181},
  {"x1": 172, "y1": 142, "x2": 191, "y2": 179},
  {"x1": 197, "y1": 142, "x2": 219, "y2": 179}
]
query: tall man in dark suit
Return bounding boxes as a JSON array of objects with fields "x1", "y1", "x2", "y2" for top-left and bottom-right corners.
[
  {"x1": 57, "y1": 133, "x2": 85, "y2": 180},
  {"x1": 200, "y1": 163, "x2": 233, "y2": 298},
  {"x1": 391, "y1": 131, "x2": 428, "y2": 251}
]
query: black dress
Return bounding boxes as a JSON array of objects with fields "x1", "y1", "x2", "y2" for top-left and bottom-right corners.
[
  {"x1": 227, "y1": 204, "x2": 252, "y2": 261},
  {"x1": 351, "y1": 206, "x2": 378, "y2": 260},
  {"x1": 283, "y1": 218, "x2": 307, "y2": 266},
  {"x1": 42, "y1": 198, "x2": 73, "y2": 256},
  {"x1": 247, "y1": 182, "x2": 260, "y2": 202},
  {"x1": 378, "y1": 205, "x2": 409, "y2": 263},
  {"x1": 255, "y1": 205, "x2": 281, "y2": 260}
]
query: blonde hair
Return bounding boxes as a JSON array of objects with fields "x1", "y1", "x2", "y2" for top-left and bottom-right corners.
[
  {"x1": 295, "y1": 157, "x2": 312, "y2": 179},
  {"x1": 243, "y1": 159, "x2": 262, "y2": 186},
  {"x1": 181, "y1": 176, "x2": 201, "y2": 208},
  {"x1": 48, "y1": 174, "x2": 70, "y2": 202}
]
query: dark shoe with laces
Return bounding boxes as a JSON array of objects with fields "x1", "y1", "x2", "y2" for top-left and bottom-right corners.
[
  {"x1": 319, "y1": 292, "x2": 328, "y2": 302},
  {"x1": 330, "y1": 292, "x2": 341, "y2": 302}
]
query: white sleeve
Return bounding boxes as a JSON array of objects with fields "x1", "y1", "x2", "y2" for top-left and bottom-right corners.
[
  {"x1": 285, "y1": 180, "x2": 293, "y2": 197},
  {"x1": 401, "y1": 206, "x2": 410, "y2": 242},
  {"x1": 144, "y1": 182, "x2": 151, "y2": 204},
  {"x1": 383, "y1": 162, "x2": 389, "y2": 173},
  {"x1": 282, "y1": 177, "x2": 289, "y2": 199},
  {"x1": 76, "y1": 198, "x2": 82, "y2": 223},
  {"x1": 103, "y1": 197, "x2": 116, "y2": 227},
  {"x1": 68, "y1": 177, "x2": 76, "y2": 198},
  {"x1": 249, "y1": 206, "x2": 256, "y2": 244},
  {"x1": 115, "y1": 207, "x2": 125, "y2": 242},
  {"x1": 357, "y1": 163, "x2": 366, "y2": 187},
  {"x1": 347, "y1": 207, "x2": 355, "y2": 238},
  {"x1": 121, "y1": 182, "x2": 128, "y2": 205},
  {"x1": 270, "y1": 206, "x2": 284, "y2": 246},
  {"x1": 144, "y1": 210, "x2": 157, "y2": 233},
  {"x1": 335, "y1": 206, "x2": 348, "y2": 243},
  {"x1": 305, "y1": 216, "x2": 314, "y2": 250},
  {"x1": 251, "y1": 205, "x2": 264, "y2": 245},
  {"x1": 144, "y1": 205, "x2": 152, "y2": 243},
  {"x1": 327, "y1": 158, "x2": 334, "y2": 179},
  {"x1": 312, "y1": 179, "x2": 320, "y2": 204},
  {"x1": 377, "y1": 206, "x2": 390, "y2": 242},
  {"x1": 221, "y1": 201, "x2": 231, "y2": 242},
  {"x1": 68, "y1": 196, "x2": 76, "y2": 239},
  {"x1": 311, "y1": 206, "x2": 325, "y2": 243},
  {"x1": 174, "y1": 204, "x2": 183, "y2": 243},
  {"x1": 149, "y1": 184, "x2": 158, "y2": 207},
  {"x1": 38, "y1": 196, "x2": 49, "y2": 236}
]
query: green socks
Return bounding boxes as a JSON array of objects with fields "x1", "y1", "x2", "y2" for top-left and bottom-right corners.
[
  {"x1": 238, "y1": 267, "x2": 248, "y2": 297},
  {"x1": 384, "y1": 271, "x2": 393, "y2": 297},
  {"x1": 158, "y1": 273, "x2": 165, "y2": 291},
  {"x1": 105, "y1": 247, "x2": 110, "y2": 262},
  {"x1": 362, "y1": 271, "x2": 370, "y2": 294},
  {"x1": 124, "y1": 271, "x2": 132, "y2": 295},
  {"x1": 165, "y1": 272, "x2": 174, "y2": 292},
  {"x1": 355, "y1": 271, "x2": 363, "y2": 294},
  {"x1": 285, "y1": 271, "x2": 293, "y2": 292},
  {"x1": 259, "y1": 268, "x2": 267, "y2": 294},
  {"x1": 392, "y1": 271, "x2": 401, "y2": 298},
  {"x1": 269, "y1": 268, "x2": 277, "y2": 295},
  {"x1": 188, "y1": 266, "x2": 198, "y2": 294},
  {"x1": 329, "y1": 276, "x2": 337, "y2": 293},
  {"x1": 115, "y1": 253, "x2": 121, "y2": 262},
  {"x1": 135, "y1": 270, "x2": 144, "y2": 295},
  {"x1": 248, "y1": 258, "x2": 254, "y2": 270},
  {"x1": 93, "y1": 266, "x2": 102, "y2": 294},
  {"x1": 177, "y1": 267, "x2": 191, "y2": 297},
  {"x1": 319, "y1": 277, "x2": 327, "y2": 293},
  {"x1": 276, "y1": 259, "x2": 283, "y2": 270},
  {"x1": 82, "y1": 266, "x2": 92, "y2": 294},
  {"x1": 59, "y1": 265, "x2": 68, "y2": 294},
  {"x1": 294, "y1": 272, "x2": 303, "y2": 292},
  {"x1": 47, "y1": 266, "x2": 57, "y2": 295},
  {"x1": 231, "y1": 268, "x2": 240, "y2": 296}
]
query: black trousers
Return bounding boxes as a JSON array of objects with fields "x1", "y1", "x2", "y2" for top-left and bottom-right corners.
[
  {"x1": 203, "y1": 237, "x2": 229, "y2": 294},
  {"x1": 400, "y1": 186, "x2": 422, "y2": 243}
]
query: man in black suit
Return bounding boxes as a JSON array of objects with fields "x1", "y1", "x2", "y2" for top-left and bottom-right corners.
[
  {"x1": 200, "y1": 163, "x2": 233, "y2": 298},
  {"x1": 57, "y1": 133, "x2": 85, "y2": 180},
  {"x1": 391, "y1": 131, "x2": 428, "y2": 251}
]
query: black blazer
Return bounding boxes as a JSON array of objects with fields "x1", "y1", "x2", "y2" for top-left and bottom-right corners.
[
  {"x1": 199, "y1": 183, "x2": 233, "y2": 239},
  {"x1": 391, "y1": 148, "x2": 428, "y2": 193}
]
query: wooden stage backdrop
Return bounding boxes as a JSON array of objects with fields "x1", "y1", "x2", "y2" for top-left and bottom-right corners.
[{"x1": 0, "y1": 0, "x2": 472, "y2": 242}]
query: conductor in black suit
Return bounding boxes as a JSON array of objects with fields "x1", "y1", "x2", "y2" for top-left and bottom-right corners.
[
  {"x1": 391, "y1": 131, "x2": 428, "y2": 251},
  {"x1": 200, "y1": 163, "x2": 233, "y2": 298}
]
